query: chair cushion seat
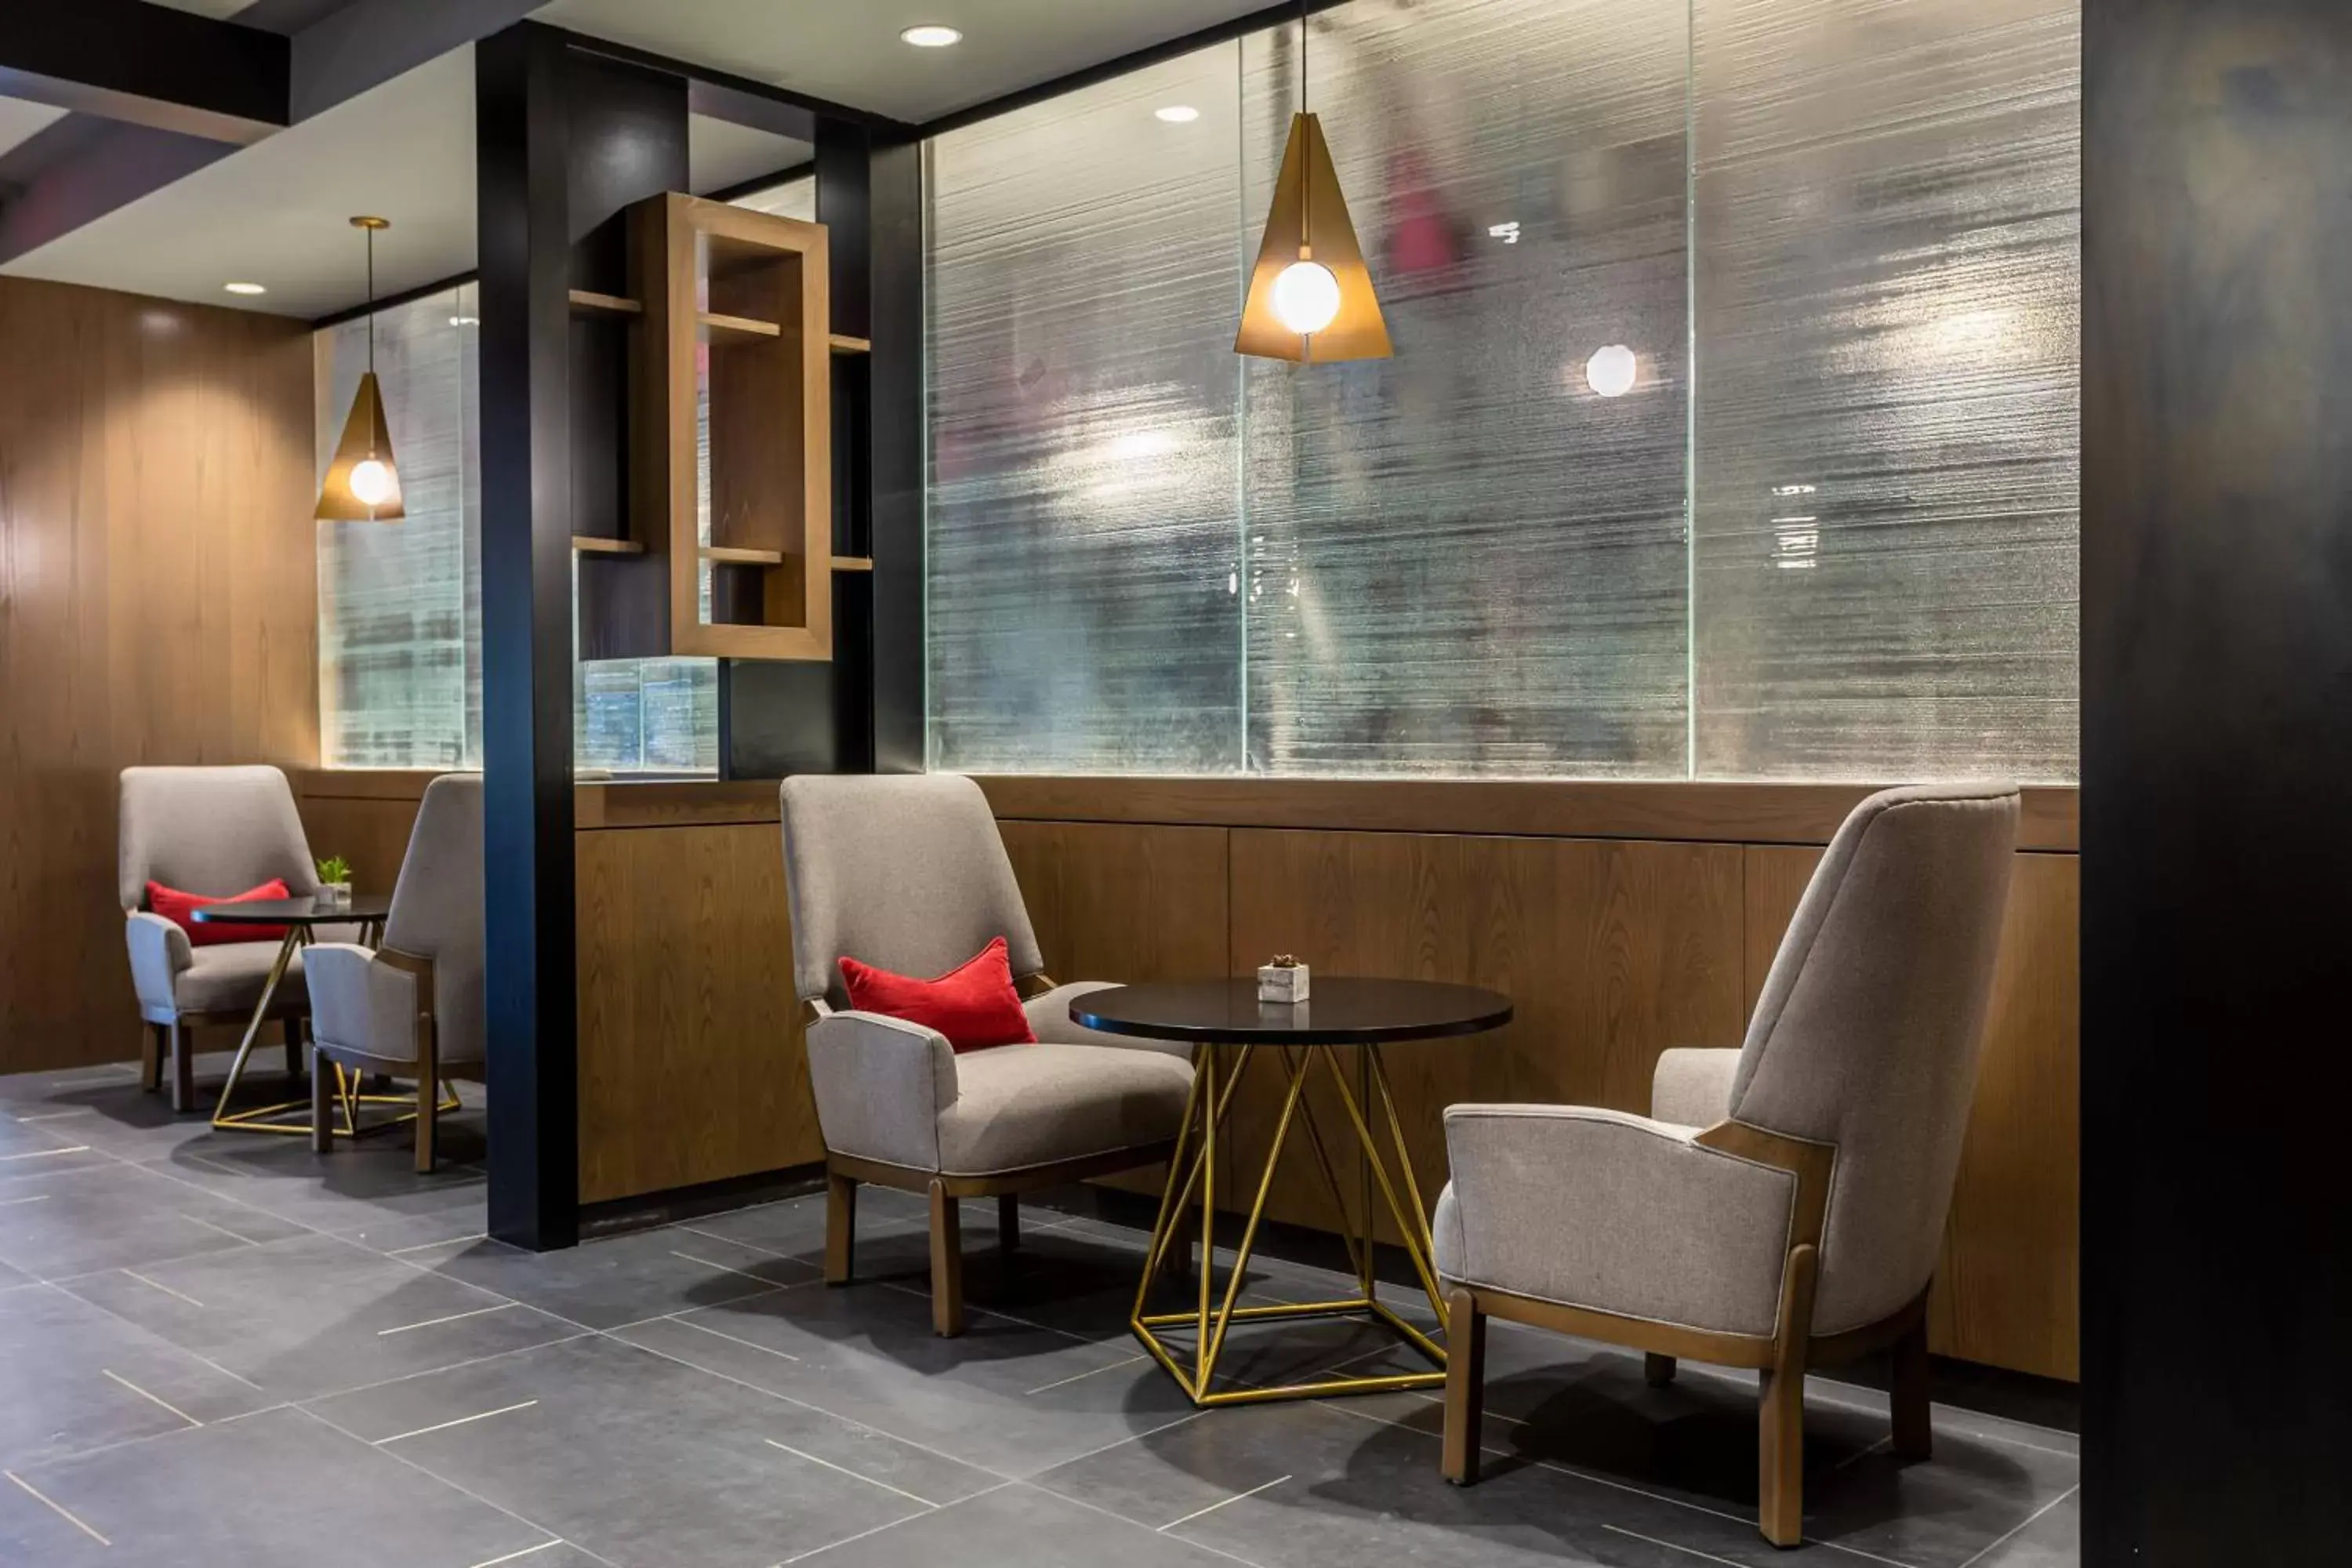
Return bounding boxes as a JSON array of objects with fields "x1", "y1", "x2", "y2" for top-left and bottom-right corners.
[
  {"x1": 172, "y1": 942, "x2": 309, "y2": 1016},
  {"x1": 937, "y1": 1043, "x2": 1192, "y2": 1176}
]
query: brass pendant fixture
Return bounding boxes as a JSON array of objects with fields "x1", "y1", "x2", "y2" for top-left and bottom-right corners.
[
  {"x1": 317, "y1": 216, "x2": 405, "y2": 521},
  {"x1": 1235, "y1": 3, "x2": 1389, "y2": 363}
]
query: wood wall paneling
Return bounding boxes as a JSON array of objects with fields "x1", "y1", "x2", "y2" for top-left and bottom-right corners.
[
  {"x1": 0, "y1": 278, "x2": 316, "y2": 1074},
  {"x1": 1221, "y1": 829, "x2": 1748, "y2": 1245},
  {"x1": 575, "y1": 822, "x2": 820, "y2": 1204},
  {"x1": 1742, "y1": 845, "x2": 2080, "y2": 1381},
  {"x1": 997, "y1": 819, "x2": 1230, "y2": 1196}
]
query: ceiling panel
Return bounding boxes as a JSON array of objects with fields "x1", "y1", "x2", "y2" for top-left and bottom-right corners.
[{"x1": 535, "y1": 0, "x2": 1279, "y2": 124}]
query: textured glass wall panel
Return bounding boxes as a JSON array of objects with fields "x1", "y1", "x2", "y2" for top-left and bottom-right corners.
[
  {"x1": 926, "y1": 49, "x2": 1247, "y2": 774},
  {"x1": 317, "y1": 289, "x2": 477, "y2": 768},
  {"x1": 319, "y1": 290, "x2": 717, "y2": 775},
  {"x1": 1240, "y1": 0, "x2": 1693, "y2": 778},
  {"x1": 1690, "y1": 0, "x2": 2080, "y2": 780}
]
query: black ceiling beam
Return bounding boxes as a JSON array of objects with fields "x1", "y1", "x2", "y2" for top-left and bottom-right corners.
[
  {"x1": 289, "y1": 0, "x2": 543, "y2": 123},
  {"x1": 0, "y1": 0, "x2": 288, "y2": 145}
]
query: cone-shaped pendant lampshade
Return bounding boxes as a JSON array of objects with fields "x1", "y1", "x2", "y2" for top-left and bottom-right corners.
[
  {"x1": 316, "y1": 370, "x2": 404, "y2": 520},
  {"x1": 316, "y1": 215, "x2": 403, "y2": 521},
  {"x1": 1236, "y1": 112, "x2": 1390, "y2": 363}
]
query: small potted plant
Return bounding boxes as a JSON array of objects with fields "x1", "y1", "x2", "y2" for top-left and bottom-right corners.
[{"x1": 314, "y1": 855, "x2": 354, "y2": 909}]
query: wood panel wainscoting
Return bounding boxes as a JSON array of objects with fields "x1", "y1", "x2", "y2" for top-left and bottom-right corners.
[
  {"x1": 296, "y1": 772, "x2": 823, "y2": 1204},
  {"x1": 293, "y1": 770, "x2": 2077, "y2": 1381},
  {"x1": 1, "y1": 278, "x2": 317, "y2": 1076},
  {"x1": 975, "y1": 775, "x2": 2081, "y2": 1384}
]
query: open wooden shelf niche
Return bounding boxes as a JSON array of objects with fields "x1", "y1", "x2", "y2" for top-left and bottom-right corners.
[{"x1": 623, "y1": 192, "x2": 834, "y2": 661}]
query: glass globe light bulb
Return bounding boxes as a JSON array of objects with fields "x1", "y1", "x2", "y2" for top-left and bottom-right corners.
[
  {"x1": 348, "y1": 457, "x2": 394, "y2": 506},
  {"x1": 1584, "y1": 344, "x2": 1639, "y2": 398},
  {"x1": 1270, "y1": 260, "x2": 1342, "y2": 336}
]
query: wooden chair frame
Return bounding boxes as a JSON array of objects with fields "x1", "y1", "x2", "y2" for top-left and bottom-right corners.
[
  {"x1": 143, "y1": 1008, "x2": 306, "y2": 1114},
  {"x1": 1440, "y1": 1119, "x2": 1933, "y2": 1549},
  {"x1": 307, "y1": 947, "x2": 466, "y2": 1173},
  {"x1": 811, "y1": 971, "x2": 1179, "y2": 1337}
]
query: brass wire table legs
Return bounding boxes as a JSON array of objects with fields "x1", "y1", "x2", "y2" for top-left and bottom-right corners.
[
  {"x1": 212, "y1": 919, "x2": 448, "y2": 1136},
  {"x1": 1131, "y1": 1040, "x2": 1450, "y2": 1406}
]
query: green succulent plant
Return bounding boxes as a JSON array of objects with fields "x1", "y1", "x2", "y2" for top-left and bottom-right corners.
[{"x1": 316, "y1": 855, "x2": 352, "y2": 885}]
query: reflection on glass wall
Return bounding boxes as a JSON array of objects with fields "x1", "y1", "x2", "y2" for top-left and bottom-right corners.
[
  {"x1": 1690, "y1": 0, "x2": 2080, "y2": 779},
  {"x1": 926, "y1": 49, "x2": 1247, "y2": 774},
  {"x1": 1240, "y1": 0, "x2": 1691, "y2": 777},
  {"x1": 316, "y1": 296, "x2": 720, "y2": 775},
  {"x1": 316, "y1": 286, "x2": 480, "y2": 768},
  {"x1": 924, "y1": 0, "x2": 2082, "y2": 783}
]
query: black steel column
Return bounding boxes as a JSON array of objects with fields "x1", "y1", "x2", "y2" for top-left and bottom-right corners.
[
  {"x1": 2083, "y1": 2, "x2": 2352, "y2": 1559},
  {"x1": 867, "y1": 136, "x2": 925, "y2": 774},
  {"x1": 476, "y1": 21, "x2": 578, "y2": 1250}
]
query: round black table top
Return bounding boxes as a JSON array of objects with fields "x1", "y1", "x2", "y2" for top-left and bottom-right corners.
[
  {"x1": 1072, "y1": 977, "x2": 1512, "y2": 1047},
  {"x1": 190, "y1": 895, "x2": 393, "y2": 926}
]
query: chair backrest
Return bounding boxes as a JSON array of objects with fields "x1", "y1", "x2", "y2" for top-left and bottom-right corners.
[
  {"x1": 383, "y1": 774, "x2": 485, "y2": 1062},
  {"x1": 1728, "y1": 782, "x2": 2019, "y2": 1334},
  {"x1": 779, "y1": 774, "x2": 1044, "y2": 1008},
  {"x1": 118, "y1": 765, "x2": 317, "y2": 912}
]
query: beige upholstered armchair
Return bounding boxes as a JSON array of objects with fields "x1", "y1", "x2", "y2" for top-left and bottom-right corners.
[
  {"x1": 303, "y1": 775, "x2": 484, "y2": 1171},
  {"x1": 780, "y1": 773, "x2": 1194, "y2": 1336},
  {"x1": 120, "y1": 764, "x2": 325, "y2": 1111},
  {"x1": 1435, "y1": 782, "x2": 2020, "y2": 1548}
]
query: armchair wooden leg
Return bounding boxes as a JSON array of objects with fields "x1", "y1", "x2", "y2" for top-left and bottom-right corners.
[
  {"x1": 999, "y1": 1192, "x2": 1019, "y2": 1255},
  {"x1": 141, "y1": 1024, "x2": 164, "y2": 1093},
  {"x1": 169, "y1": 1021, "x2": 194, "y2": 1114},
  {"x1": 1441, "y1": 1285, "x2": 1486, "y2": 1485},
  {"x1": 282, "y1": 1015, "x2": 303, "y2": 1082},
  {"x1": 1890, "y1": 1314, "x2": 1933, "y2": 1460},
  {"x1": 413, "y1": 1065, "x2": 437, "y2": 1174},
  {"x1": 928, "y1": 1178, "x2": 965, "y2": 1338},
  {"x1": 1758, "y1": 1242, "x2": 1819, "y2": 1548},
  {"x1": 310, "y1": 1058, "x2": 335, "y2": 1154},
  {"x1": 1645, "y1": 1353, "x2": 1678, "y2": 1388},
  {"x1": 824, "y1": 1171, "x2": 857, "y2": 1285}
]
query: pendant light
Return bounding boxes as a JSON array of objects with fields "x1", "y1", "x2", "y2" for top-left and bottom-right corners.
[
  {"x1": 317, "y1": 216, "x2": 405, "y2": 521},
  {"x1": 1235, "y1": 2, "x2": 1390, "y2": 362}
]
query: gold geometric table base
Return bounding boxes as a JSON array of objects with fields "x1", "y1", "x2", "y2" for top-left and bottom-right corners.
[
  {"x1": 1132, "y1": 1037, "x2": 1451, "y2": 1405},
  {"x1": 210, "y1": 919, "x2": 453, "y2": 1138}
]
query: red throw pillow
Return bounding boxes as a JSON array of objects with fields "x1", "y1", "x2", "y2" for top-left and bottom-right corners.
[
  {"x1": 839, "y1": 936, "x2": 1036, "y2": 1054},
  {"x1": 146, "y1": 879, "x2": 292, "y2": 947}
]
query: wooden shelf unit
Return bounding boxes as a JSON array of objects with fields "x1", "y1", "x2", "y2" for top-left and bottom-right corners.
[
  {"x1": 599, "y1": 191, "x2": 834, "y2": 662},
  {"x1": 569, "y1": 289, "x2": 641, "y2": 318},
  {"x1": 827, "y1": 333, "x2": 871, "y2": 354},
  {"x1": 572, "y1": 535, "x2": 646, "y2": 556}
]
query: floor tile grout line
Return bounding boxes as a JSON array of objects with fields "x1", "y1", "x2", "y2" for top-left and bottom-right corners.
[
  {"x1": 1024, "y1": 1352, "x2": 1146, "y2": 1395},
  {"x1": 775, "y1": 1480, "x2": 1019, "y2": 1566},
  {"x1": 1024, "y1": 1480, "x2": 1274, "y2": 1568},
  {"x1": 291, "y1": 1404, "x2": 630, "y2": 1568},
  {"x1": 289, "y1": 1331, "x2": 598, "y2": 1407},
  {"x1": 1160, "y1": 1472, "x2": 1291, "y2": 1532},
  {"x1": 1955, "y1": 1483, "x2": 2078, "y2": 1568},
  {"x1": 4, "y1": 1467, "x2": 111, "y2": 1545},
  {"x1": 1602, "y1": 1523, "x2": 1749, "y2": 1566},
  {"x1": 764, "y1": 1438, "x2": 941, "y2": 1508},
  {"x1": 118, "y1": 1268, "x2": 205, "y2": 1307},
  {"x1": 0, "y1": 1145, "x2": 92, "y2": 1160},
  {"x1": 664, "y1": 1312, "x2": 804, "y2": 1360},
  {"x1": 376, "y1": 1398, "x2": 540, "y2": 1446},
  {"x1": 670, "y1": 1248, "x2": 806, "y2": 1286},
  {"x1": 385, "y1": 1232, "x2": 488, "y2": 1255},
  {"x1": 100, "y1": 1367, "x2": 202, "y2": 1427},
  {"x1": 5, "y1": 1399, "x2": 298, "y2": 1472},
  {"x1": 1316, "y1": 1384, "x2": 1929, "y2": 1568},
  {"x1": 468, "y1": 1539, "x2": 568, "y2": 1568},
  {"x1": 377, "y1": 1301, "x2": 520, "y2": 1336}
]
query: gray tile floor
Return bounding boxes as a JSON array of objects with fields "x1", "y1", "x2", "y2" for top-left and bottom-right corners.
[{"x1": 0, "y1": 1054, "x2": 2079, "y2": 1567}]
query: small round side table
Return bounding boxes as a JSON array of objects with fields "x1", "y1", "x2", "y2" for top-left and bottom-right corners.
[{"x1": 1072, "y1": 977, "x2": 1512, "y2": 1407}]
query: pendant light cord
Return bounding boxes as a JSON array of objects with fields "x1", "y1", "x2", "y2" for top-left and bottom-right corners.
[
  {"x1": 1298, "y1": 0, "x2": 1311, "y2": 256},
  {"x1": 365, "y1": 225, "x2": 376, "y2": 375}
]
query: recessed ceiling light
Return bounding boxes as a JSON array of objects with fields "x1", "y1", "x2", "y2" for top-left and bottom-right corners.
[
  {"x1": 223, "y1": 281, "x2": 267, "y2": 296},
  {"x1": 900, "y1": 24, "x2": 961, "y2": 47},
  {"x1": 449, "y1": 315, "x2": 479, "y2": 327},
  {"x1": 1156, "y1": 104, "x2": 1200, "y2": 123}
]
